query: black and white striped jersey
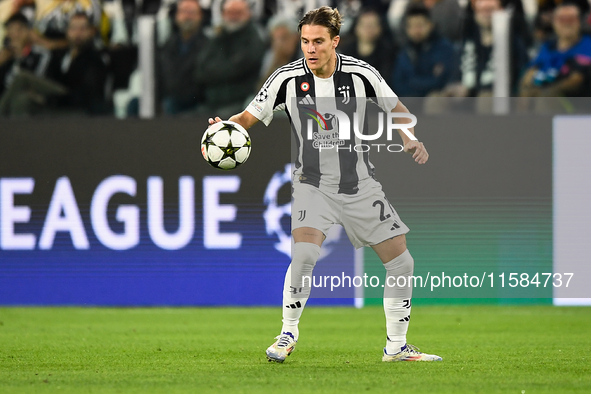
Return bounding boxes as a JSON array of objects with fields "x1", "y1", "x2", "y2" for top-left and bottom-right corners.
[{"x1": 246, "y1": 53, "x2": 398, "y2": 194}]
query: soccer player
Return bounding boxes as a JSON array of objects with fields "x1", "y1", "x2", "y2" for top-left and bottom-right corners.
[{"x1": 208, "y1": 6, "x2": 442, "y2": 363}]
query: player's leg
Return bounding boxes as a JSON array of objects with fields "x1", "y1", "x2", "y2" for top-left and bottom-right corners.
[
  {"x1": 372, "y1": 235, "x2": 412, "y2": 353},
  {"x1": 266, "y1": 184, "x2": 336, "y2": 362},
  {"x1": 281, "y1": 227, "x2": 324, "y2": 338},
  {"x1": 266, "y1": 228, "x2": 324, "y2": 362},
  {"x1": 342, "y1": 181, "x2": 441, "y2": 361},
  {"x1": 372, "y1": 237, "x2": 441, "y2": 361},
  {"x1": 373, "y1": 236, "x2": 417, "y2": 356}
]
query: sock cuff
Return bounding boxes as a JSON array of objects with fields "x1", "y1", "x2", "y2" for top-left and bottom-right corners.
[
  {"x1": 383, "y1": 249, "x2": 412, "y2": 271},
  {"x1": 293, "y1": 242, "x2": 321, "y2": 259}
]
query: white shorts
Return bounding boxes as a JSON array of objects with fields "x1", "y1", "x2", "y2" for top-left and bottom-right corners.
[{"x1": 291, "y1": 179, "x2": 410, "y2": 249}]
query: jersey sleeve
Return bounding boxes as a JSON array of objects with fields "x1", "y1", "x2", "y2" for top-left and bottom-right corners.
[
  {"x1": 341, "y1": 55, "x2": 399, "y2": 112},
  {"x1": 246, "y1": 76, "x2": 286, "y2": 126},
  {"x1": 371, "y1": 72, "x2": 399, "y2": 113}
]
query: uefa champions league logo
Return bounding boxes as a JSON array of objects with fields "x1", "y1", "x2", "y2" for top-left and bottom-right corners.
[
  {"x1": 263, "y1": 164, "x2": 292, "y2": 257},
  {"x1": 263, "y1": 164, "x2": 342, "y2": 260}
]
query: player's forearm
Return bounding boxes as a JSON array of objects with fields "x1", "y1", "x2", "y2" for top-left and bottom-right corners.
[
  {"x1": 228, "y1": 110, "x2": 258, "y2": 130},
  {"x1": 391, "y1": 100, "x2": 415, "y2": 145}
]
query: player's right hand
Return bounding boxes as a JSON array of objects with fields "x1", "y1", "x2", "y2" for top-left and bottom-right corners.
[
  {"x1": 208, "y1": 117, "x2": 222, "y2": 125},
  {"x1": 404, "y1": 140, "x2": 429, "y2": 164}
]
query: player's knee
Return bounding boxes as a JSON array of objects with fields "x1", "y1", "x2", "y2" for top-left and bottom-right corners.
[
  {"x1": 400, "y1": 250, "x2": 414, "y2": 276},
  {"x1": 399, "y1": 250, "x2": 414, "y2": 276},
  {"x1": 386, "y1": 249, "x2": 414, "y2": 276},
  {"x1": 292, "y1": 242, "x2": 321, "y2": 268}
]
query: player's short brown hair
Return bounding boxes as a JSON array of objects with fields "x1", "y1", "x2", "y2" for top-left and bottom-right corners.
[{"x1": 298, "y1": 6, "x2": 342, "y2": 38}]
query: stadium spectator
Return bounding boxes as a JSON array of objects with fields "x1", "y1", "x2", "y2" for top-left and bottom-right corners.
[
  {"x1": 257, "y1": 15, "x2": 299, "y2": 89},
  {"x1": 418, "y1": 0, "x2": 464, "y2": 42},
  {"x1": 207, "y1": 0, "x2": 265, "y2": 27},
  {"x1": 447, "y1": 0, "x2": 528, "y2": 97},
  {"x1": 194, "y1": 0, "x2": 265, "y2": 118},
  {"x1": 534, "y1": 0, "x2": 591, "y2": 55},
  {"x1": 537, "y1": 0, "x2": 590, "y2": 19},
  {"x1": 331, "y1": 0, "x2": 390, "y2": 35},
  {"x1": 44, "y1": 12, "x2": 109, "y2": 114},
  {"x1": 388, "y1": 0, "x2": 463, "y2": 45},
  {"x1": 157, "y1": 0, "x2": 206, "y2": 114},
  {"x1": 32, "y1": 0, "x2": 103, "y2": 50},
  {"x1": 462, "y1": 0, "x2": 533, "y2": 49},
  {"x1": 339, "y1": 8, "x2": 395, "y2": 79},
  {"x1": 520, "y1": 3, "x2": 591, "y2": 97},
  {"x1": 0, "y1": 12, "x2": 64, "y2": 117},
  {"x1": 0, "y1": 0, "x2": 35, "y2": 45},
  {"x1": 391, "y1": 5, "x2": 456, "y2": 97},
  {"x1": 0, "y1": 12, "x2": 50, "y2": 96}
]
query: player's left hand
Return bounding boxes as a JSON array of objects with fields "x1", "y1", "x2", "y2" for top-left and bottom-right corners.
[
  {"x1": 208, "y1": 117, "x2": 223, "y2": 125},
  {"x1": 404, "y1": 140, "x2": 429, "y2": 164}
]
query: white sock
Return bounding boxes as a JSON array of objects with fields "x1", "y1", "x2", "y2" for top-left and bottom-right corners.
[
  {"x1": 383, "y1": 249, "x2": 414, "y2": 354},
  {"x1": 280, "y1": 242, "x2": 320, "y2": 340}
]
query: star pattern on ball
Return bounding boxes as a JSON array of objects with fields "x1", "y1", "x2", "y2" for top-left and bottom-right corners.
[
  {"x1": 204, "y1": 126, "x2": 238, "y2": 160},
  {"x1": 202, "y1": 122, "x2": 252, "y2": 170}
]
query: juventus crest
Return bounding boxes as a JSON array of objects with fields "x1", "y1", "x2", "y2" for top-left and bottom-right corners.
[{"x1": 338, "y1": 85, "x2": 350, "y2": 104}]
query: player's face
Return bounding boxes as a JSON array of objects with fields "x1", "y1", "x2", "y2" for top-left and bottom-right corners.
[{"x1": 300, "y1": 24, "x2": 339, "y2": 77}]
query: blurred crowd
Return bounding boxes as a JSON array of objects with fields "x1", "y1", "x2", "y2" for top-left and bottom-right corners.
[{"x1": 0, "y1": 0, "x2": 590, "y2": 118}]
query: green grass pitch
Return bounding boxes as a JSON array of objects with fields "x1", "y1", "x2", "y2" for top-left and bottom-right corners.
[{"x1": 0, "y1": 305, "x2": 589, "y2": 393}]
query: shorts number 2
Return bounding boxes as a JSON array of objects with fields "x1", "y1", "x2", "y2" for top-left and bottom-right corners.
[{"x1": 372, "y1": 200, "x2": 391, "y2": 222}]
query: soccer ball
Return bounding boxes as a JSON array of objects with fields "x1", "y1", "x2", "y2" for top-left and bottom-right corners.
[{"x1": 201, "y1": 121, "x2": 251, "y2": 170}]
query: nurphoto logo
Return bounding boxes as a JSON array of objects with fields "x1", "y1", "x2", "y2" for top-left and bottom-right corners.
[{"x1": 299, "y1": 98, "x2": 418, "y2": 153}]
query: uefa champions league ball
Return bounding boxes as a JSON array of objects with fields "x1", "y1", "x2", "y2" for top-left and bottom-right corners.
[{"x1": 201, "y1": 121, "x2": 251, "y2": 170}]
